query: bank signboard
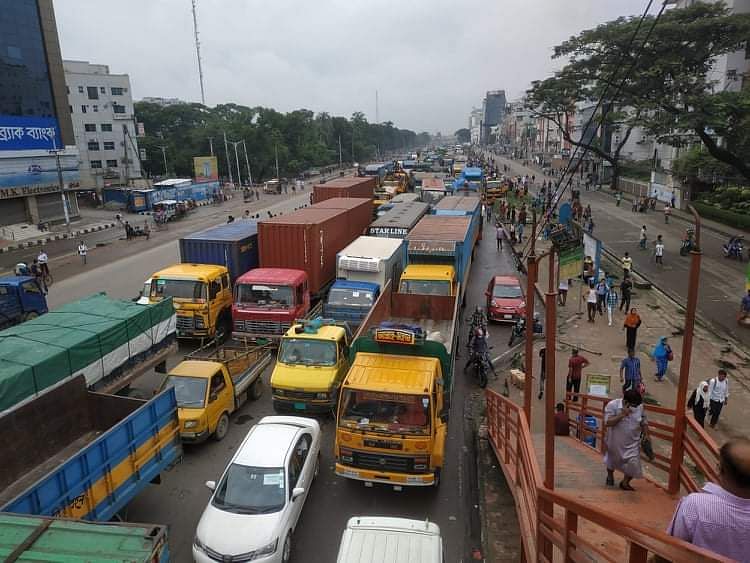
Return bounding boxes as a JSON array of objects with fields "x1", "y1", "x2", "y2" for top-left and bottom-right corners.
[{"x1": 0, "y1": 114, "x2": 62, "y2": 152}]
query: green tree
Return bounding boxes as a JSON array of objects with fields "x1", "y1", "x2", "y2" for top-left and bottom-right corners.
[{"x1": 454, "y1": 128, "x2": 470, "y2": 143}]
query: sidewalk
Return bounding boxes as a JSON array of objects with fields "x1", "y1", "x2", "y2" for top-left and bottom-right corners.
[{"x1": 0, "y1": 219, "x2": 117, "y2": 253}]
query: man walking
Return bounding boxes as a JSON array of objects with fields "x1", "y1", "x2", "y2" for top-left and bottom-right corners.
[
  {"x1": 708, "y1": 370, "x2": 730, "y2": 428},
  {"x1": 654, "y1": 235, "x2": 665, "y2": 266},
  {"x1": 664, "y1": 203, "x2": 671, "y2": 224},
  {"x1": 619, "y1": 275, "x2": 633, "y2": 312},
  {"x1": 77, "y1": 240, "x2": 88, "y2": 266},
  {"x1": 495, "y1": 223, "x2": 506, "y2": 251},
  {"x1": 619, "y1": 348, "x2": 642, "y2": 394},
  {"x1": 621, "y1": 252, "x2": 632, "y2": 278},
  {"x1": 606, "y1": 283, "x2": 619, "y2": 326},
  {"x1": 595, "y1": 278, "x2": 608, "y2": 316},
  {"x1": 639, "y1": 225, "x2": 647, "y2": 250},
  {"x1": 566, "y1": 349, "x2": 590, "y2": 402}
]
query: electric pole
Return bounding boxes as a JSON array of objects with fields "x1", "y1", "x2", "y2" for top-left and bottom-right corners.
[
  {"x1": 242, "y1": 140, "x2": 253, "y2": 186},
  {"x1": 274, "y1": 144, "x2": 280, "y2": 180},
  {"x1": 158, "y1": 145, "x2": 169, "y2": 176},
  {"x1": 191, "y1": 0, "x2": 206, "y2": 105},
  {"x1": 230, "y1": 140, "x2": 243, "y2": 186},
  {"x1": 338, "y1": 135, "x2": 343, "y2": 168},
  {"x1": 375, "y1": 90, "x2": 379, "y2": 124},
  {"x1": 223, "y1": 131, "x2": 233, "y2": 185},
  {"x1": 50, "y1": 146, "x2": 70, "y2": 231}
]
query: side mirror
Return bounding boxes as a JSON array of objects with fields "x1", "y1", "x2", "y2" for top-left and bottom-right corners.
[
  {"x1": 291, "y1": 487, "x2": 305, "y2": 501},
  {"x1": 440, "y1": 412, "x2": 449, "y2": 423},
  {"x1": 205, "y1": 480, "x2": 216, "y2": 491},
  {"x1": 485, "y1": 291, "x2": 491, "y2": 298}
]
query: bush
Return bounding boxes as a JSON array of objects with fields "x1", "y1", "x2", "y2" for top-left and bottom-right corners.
[{"x1": 692, "y1": 201, "x2": 750, "y2": 230}]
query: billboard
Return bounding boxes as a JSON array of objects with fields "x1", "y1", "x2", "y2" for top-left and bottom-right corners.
[
  {"x1": 194, "y1": 156, "x2": 218, "y2": 181},
  {"x1": 0, "y1": 151, "x2": 79, "y2": 199},
  {"x1": 0, "y1": 114, "x2": 62, "y2": 152}
]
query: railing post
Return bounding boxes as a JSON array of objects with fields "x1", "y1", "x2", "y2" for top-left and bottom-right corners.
[
  {"x1": 668, "y1": 206, "x2": 702, "y2": 495},
  {"x1": 564, "y1": 509, "x2": 578, "y2": 563},
  {"x1": 628, "y1": 543, "x2": 648, "y2": 563},
  {"x1": 504, "y1": 400, "x2": 511, "y2": 464}
]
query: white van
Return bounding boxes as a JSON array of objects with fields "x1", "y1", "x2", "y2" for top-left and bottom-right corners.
[{"x1": 336, "y1": 516, "x2": 443, "y2": 563}]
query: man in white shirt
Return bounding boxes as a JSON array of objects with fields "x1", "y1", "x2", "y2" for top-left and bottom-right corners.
[
  {"x1": 78, "y1": 241, "x2": 88, "y2": 265},
  {"x1": 708, "y1": 369, "x2": 729, "y2": 428},
  {"x1": 621, "y1": 252, "x2": 633, "y2": 277},
  {"x1": 654, "y1": 235, "x2": 665, "y2": 266},
  {"x1": 37, "y1": 249, "x2": 49, "y2": 278}
]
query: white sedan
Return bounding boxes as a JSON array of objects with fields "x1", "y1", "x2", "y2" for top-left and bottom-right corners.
[{"x1": 193, "y1": 416, "x2": 321, "y2": 563}]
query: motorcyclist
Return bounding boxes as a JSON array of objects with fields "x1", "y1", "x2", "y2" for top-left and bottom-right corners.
[
  {"x1": 14, "y1": 262, "x2": 30, "y2": 276},
  {"x1": 465, "y1": 326, "x2": 497, "y2": 377},
  {"x1": 724, "y1": 236, "x2": 743, "y2": 259}
]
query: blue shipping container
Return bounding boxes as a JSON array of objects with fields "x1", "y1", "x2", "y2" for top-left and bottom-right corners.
[{"x1": 179, "y1": 221, "x2": 259, "y2": 282}]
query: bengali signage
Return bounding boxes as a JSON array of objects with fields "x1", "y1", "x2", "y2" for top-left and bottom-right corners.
[
  {"x1": 373, "y1": 327, "x2": 417, "y2": 346},
  {"x1": 193, "y1": 156, "x2": 218, "y2": 182},
  {"x1": 558, "y1": 247, "x2": 584, "y2": 281},
  {"x1": 0, "y1": 114, "x2": 61, "y2": 151}
]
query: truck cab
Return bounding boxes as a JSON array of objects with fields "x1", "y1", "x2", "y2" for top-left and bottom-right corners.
[
  {"x1": 398, "y1": 264, "x2": 456, "y2": 297},
  {"x1": 271, "y1": 318, "x2": 351, "y2": 413},
  {"x1": 149, "y1": 264, "x2": 233, "y2": 341},
  {"x1": 0, "y1": 276, "x2": 48, "y2": 329},
  {"x1": 323, "y1": 280, "x2": 380, "y2": 327},
  {"x1": 232, "y1": 268, "x2": 312, "y2": 341}
]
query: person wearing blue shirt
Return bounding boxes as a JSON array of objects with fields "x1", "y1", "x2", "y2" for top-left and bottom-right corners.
[{"x1": 619, "y1": 348, "x2": 642, "y2": 394}]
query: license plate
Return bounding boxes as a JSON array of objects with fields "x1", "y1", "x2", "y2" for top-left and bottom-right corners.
[
  {"x1": 504, "y1": 315, "x2": 513, "y2": 319},
  {"x1": 293, "y1": 402, "x2": 306, "y2": 410}
]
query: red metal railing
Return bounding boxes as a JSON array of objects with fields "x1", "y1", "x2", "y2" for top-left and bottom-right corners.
[{"x1": 486, "y1": 389, "x2": 730, "y2": 562}]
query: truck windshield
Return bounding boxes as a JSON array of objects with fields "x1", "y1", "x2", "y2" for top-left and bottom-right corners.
[
  {"x1": 278, "y1": 338, "x2": 337, "y2": 366},
  {"x1": 339, "y1": 389, "x2": 430, "y2": 435},
  {"x1": 327, "y1": 287, "x2": 374, "y2": 308},
  {"x1": 212, "y1": 464, "x2": 285, "y2": 514},
  {"x1": 399, "y1": 279, "x2": 452, "y2": 296},
  {"x1": 165, "y1": 375, "x2": 207, "y2": 408},
  {"x1": 152, "y1": 279, "x2": 206, "y2": 302},
  {"x1": 236, "y1": 283, "x2": 293, "y2": 308}
]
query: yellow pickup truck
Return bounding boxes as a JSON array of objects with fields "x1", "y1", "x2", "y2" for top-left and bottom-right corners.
[
  {"x1": 270, "y1": 318, "x2": 351, "y2": 413},
  {"x1": 161, "y1": 338, "x2": 273, "y2": 442},
  {"x1": 149, "y1": 264, "x2": 233, "y2": 341}
]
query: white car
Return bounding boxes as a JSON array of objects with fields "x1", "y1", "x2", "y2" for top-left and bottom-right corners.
[
  {"x1": 193, "y1": 416, "x2": 321, "y2": 563},
  {"x1": 336, "y1": 516, "x2": 443, "y2": 563}
]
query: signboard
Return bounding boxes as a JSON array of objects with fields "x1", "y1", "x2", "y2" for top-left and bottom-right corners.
[
  {"x1": 374, "y1": 327, "x2": 418, "y2": 346},
  {"x1": 0, "y1": 152, "x2": 79, "y2": 196},
  {"x1": 194, "y1": 156, "x2": 218, "y2": 181},
  {"x1": 367, "y1": 226, "x2": 408, "y2": 238},
  {"x1": 558, "y1": 247, "x2": 584, "y2": 280},
  {"x1": 583, "y1": 232, "x2": 602, "y2": 279},
  {"x1": 586, "y1": 374, "x2": 612, "y2": 397},
  {"x1": 0, "y1": 114, "x2": 61, "y2": 151},
  {"x1": 136, "y1": 122, "x2": 146, "y2": 137}
]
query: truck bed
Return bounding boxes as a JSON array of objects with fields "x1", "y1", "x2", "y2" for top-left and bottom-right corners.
[{"x1": 391, "y1": 317, "x2": 455, "y2": 354}]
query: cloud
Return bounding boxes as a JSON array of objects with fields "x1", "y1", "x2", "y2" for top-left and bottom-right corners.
[{"x1": 54, "y1": 0, "x2": 648, "y2": 133}]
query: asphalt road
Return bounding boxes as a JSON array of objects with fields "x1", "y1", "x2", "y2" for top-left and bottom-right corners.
[
  {"x1": 45, "y1": 203, "x2": 520, "y2": 561},
  {"x1": 487, "y1": 153, "x2": 750, "y2": 348}
]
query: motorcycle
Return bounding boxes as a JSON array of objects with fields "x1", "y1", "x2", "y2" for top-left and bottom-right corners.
[
  {"x1": 507, "y1": 316, "x2": 544, "y2": 347},
  {"x1": 679, "y1": 228, "x2": 696, "y2": 256},
  {"x1": 466, "y1": 306, "x2": 487, "y2": 349},
  {"x1": 723, "y1": 236, "x2": 744, "y2": 261}
]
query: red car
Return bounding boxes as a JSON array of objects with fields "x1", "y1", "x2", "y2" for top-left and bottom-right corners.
[{"x1": 486, "y1": 275, "x2": 526, "y2": 323}]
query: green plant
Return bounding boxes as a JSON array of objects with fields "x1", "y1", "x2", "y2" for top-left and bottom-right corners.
[{"x1": 692, "y1": 201, "x2": 750, "y2": 229}]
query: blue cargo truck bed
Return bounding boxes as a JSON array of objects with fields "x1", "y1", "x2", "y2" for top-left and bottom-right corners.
[
  {"x1": 0, "y1": 376, "x2": 181, "y2": 522},
  {"x1": 179, "y1": 221, "x2": 260, "y2": 282}
]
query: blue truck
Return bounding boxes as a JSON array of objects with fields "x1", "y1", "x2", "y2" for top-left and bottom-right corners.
[
  {"x1": 0, "y1": 375, "x2": 182, "y2": 522},
  {"x1": 0, "y1": 276, "x2": 48, "y2": 329},
  {"x1": 432, "y1": 194, "x2": 483, "y2": 246},
  {"x1": 179, "y1": 221, "x2": 260, "y2": 283},
  {"x1": 323, "y1": 236, "x2": 405, "y2": 327},
  {"x1": 452, "y1": 166, "x2": 483, "y2": 192}
]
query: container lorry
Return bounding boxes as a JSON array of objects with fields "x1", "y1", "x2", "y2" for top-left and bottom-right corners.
[
  {"x1": 0, "y1": 276, "x2": 48, "y2": 329},
  {"x1": 324, "y1": 236, "x2": 405, "y2": 326},
  {"x1": 0, "y1": 293, "x2": 176, "y2": 415},
  {"x1": 367, "y1": 201, "x2": 429, "y2": 238},
  {"x1": 0, "y1": 375, "x2": 182, "y2": 521},
  {"x1": 0, "y1": 513, "x2": 170, "y2": 562},
  {"x1": 161, "y1": 337, "x2": 273, "y2": 442},
  {"x1": 433, "y1": 194, "x2": 483, "y2": 244},
  {"x1": 312, "y1": 176, "x2": 376, "y2": 204},
  {"x1": 335, "y1": 281, "x2": 458, "y2": 488},
  {"x1": 399, "y1": 215, "x2": 475, "y2": 303},
  {"x1": 150, "y1": 263, "x2": 233, "y2": 341},
  {"x1": 179, "y1": 221, "x2": 259, "y2": 283},
  {"x1": 310, "y1": 197, "x2": 373, "y2": 241}
]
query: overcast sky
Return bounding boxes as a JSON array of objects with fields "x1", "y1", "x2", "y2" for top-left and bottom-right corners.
[{"x1": 54, "y1": 0, "x2": 650, "y2": 134}]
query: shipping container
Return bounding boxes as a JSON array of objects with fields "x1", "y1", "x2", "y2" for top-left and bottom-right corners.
[
  {"x1": 179, "y1": 221, "x2": 259, "y2": 282},
  {"x1": 310, "y1": 197, "x2": 372, "y2": 241},
  {"x1": 433, "y1": 194, "x2": 483, "y2": 243},
  {"x1": 312, "y1": 176, "x2": 375, "y2": 203},
  {"x1": 368, "y1": 201, "x2": 429, "y2": 238}
]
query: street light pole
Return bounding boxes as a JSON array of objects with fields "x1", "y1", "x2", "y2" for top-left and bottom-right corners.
[
  {"x1": 241, "y1": 140, "x2": 253, "y2": 187},
  {"x1": 523, "y1": 210, "x2": 538, "y2": 422},
  {"x1": 50, "y1": 147, "x2": 70, "y2": 232},
  {"x1": 231, "y1": 141, "x2": 243, "y2": 186},
  {"x1": 223, "y1": 131, "x2": 233, "y2": 186},
  {"x1": 158, "y1": 146, "x2": 169, "y2": 176}
]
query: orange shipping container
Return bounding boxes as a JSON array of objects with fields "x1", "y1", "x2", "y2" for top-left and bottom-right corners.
[
  {"x1": 312, "y1": 176, "x2": 375, "y2": 203},
  {"x1": 310, "y1": 197, "x2": 372, "y2": 241}
]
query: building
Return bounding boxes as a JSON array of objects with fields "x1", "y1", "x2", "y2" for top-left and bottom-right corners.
[
  {"x1": 64, "y1": 60, "x2": 142, "y2": 193},
  {"x1": 0, "y1": 0, "x2": 80, "y2": 227},
  {"x1": 481, "y1": 90, "x2": 507, "y2": 145},
  {"x1": 139, "y1": 96, "x2": 186, "y2": 107},
  {"x1": 469, "y1": 108, "x2": 482, "y2": 145}
]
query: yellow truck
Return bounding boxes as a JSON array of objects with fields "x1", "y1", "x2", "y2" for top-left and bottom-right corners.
[
  {"x1": 270, "y1": 318, "x2": 352, "y2": 413},
  {"x1": 161, "y1": 338, "x2": 273, "y2": 442},
  {"x1": 149, "y1": 264, "x2": 233, "y2": 341}
]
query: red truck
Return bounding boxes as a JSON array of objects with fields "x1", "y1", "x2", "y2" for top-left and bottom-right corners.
[{"x1": 312, "y1": 176, "x2": 375, "y2": 204}]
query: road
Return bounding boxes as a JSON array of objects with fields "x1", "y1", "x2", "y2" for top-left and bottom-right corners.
[
  {"x1": 486, "y1": 152, "x2": 750, "y2": 348},
  {"x1": 45, "y1": 199, "x2": 520, "y2": 561}
]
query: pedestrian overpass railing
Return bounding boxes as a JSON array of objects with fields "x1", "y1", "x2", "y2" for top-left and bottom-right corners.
[{"x1": 485, "y1": 389, "x2": 729, "y2": 562}]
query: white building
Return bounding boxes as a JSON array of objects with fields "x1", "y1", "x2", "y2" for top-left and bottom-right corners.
[
  {"x1": 469, "y1": 108, "x2": 483, "y2": 145},
  {"x1": 64, "y1": 60, "x2": 142, "y2": 192}
]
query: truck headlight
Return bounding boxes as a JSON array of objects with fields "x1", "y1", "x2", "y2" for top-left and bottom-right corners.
[
  {"x1": 414, "y1": 456, "x2": 429, "y2": 471},
  {"x1": 194, "y1": 316, "x2": 205, "y2": 329},
  {"x1": 184, "y1": 420, "x2": 199, "y2": 429},
  {"x1": 316, "y1": 392, "x2": 328, "y2": 400},
  {"x1": 274, "y1": 388, "x2": 285, "y2": 397},
  {"x1": 339, "y1": 447, "x2": 354, "y2": 463}
]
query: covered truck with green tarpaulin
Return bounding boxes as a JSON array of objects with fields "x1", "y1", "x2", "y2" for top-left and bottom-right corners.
[{"x1": 0, "y1": 293, "x2": 176, "y2": 414}]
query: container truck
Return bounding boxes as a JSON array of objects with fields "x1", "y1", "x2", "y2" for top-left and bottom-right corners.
[
  {"x1": 310, "y1": 197, "x2": 373, "y2": 241},
  {"x1": 0, "y1": 293, "x2": 175, "y2": 415},
  {"x1": 334, "y1": 281, "x2": 458, "y2": 488},
  {"x1": 367, "y1": 201, "x2": 429, "y2": 238},
  {"x1": 0, "y1": 513, "x2": 170, "y2": 562},
  {"x1": 399, "y1": 215, "x2": 475, "y2": 302},
  {"x1": 179, "y1": 221, "x2": 259, "y2": 283},
  {"x1": 312, "y1": 176, "x2": 375, "y2": 203},
  {"x1": 433, "y1": 194, "x2": 483, "y2": 244},
  {"x1": 0, "y1": 276, "x2": 48, "y2": 329},
  {"x1": 324, "y1": 236, "x2": 405, "y2": 326},
  {"x1": 0, "y1": 376, "x2": 181, "y2": 521},
  {"x1": 160, "y1": 337, "x2": 273, "y2": 442}
]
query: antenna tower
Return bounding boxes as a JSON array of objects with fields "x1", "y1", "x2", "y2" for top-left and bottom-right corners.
[{"x1": 191, "y1": 0, "x2": 206, "y2": 105}]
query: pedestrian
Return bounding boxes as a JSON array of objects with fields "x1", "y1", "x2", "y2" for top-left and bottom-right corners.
[
  {"x1": 495, "y1": 223, "x2": 506, "y2": 251},
  {"x1": 586, "y1": 217, "x2": 594, "y2": 234},
  {"x1": 243, "y1": 210, "x2": 251, "y2": 220},
  {"x1": 566, "y1": 348, "x2": 590, "y2": 402},
  {"x1": 639, "y1": 225, "x2": 647, "y2": 250},
  {"x1": 664, "y1": 203, "x2": 671, "y2": 224},
  {"x1": 595, "y1": 278, "x2": 608, "y2": 316},
  {"x1": 558, "y1": 278, "x2": 570, "y2": 306},
  {"x1": 508, "y1": 223, "x2": 516, "y2": 244},
  {"x1": 77, "y1": 240, "x2": 88, "y2": 265},
  {"x1": 664, "y1": 438, "x2": 750, "y2": 561},
  {"x1": 687, "y1": 380, "x2": 710, "y2": 428},
  {"x1": 708, "y1": 370, "x2": 730, "y2": 428},
  {"x1": 623, "y1": 308, "x2": 642, "y2": 350},
  {"x1": 538, "y1": 347, "x2": 546, "y2": 400},
  {"x1": 631, "y1": 198, "x2": 638, "y2": 213},
  {"x1": 37, "y1": 249, "x2": 49, "y2": 279},
  {"x1": 619, "y1": 348, "x2": 642, "y2": 394},
  {"x1": 227, "y1": 215, "x2": 235, "y2": 223},
  {"x1": 584, "y1": 283, "x2": 598, "y2": 322},
  {"x1": 554, "y1": 403, "x2": 569, "y2": 436},
  {"x1": 651, "y1": 336, "x2": 672, "y2": 382},
  {"x1": 604, "y1": 389, "x2": 649, "y2": 491},
  {"x1": 486, "y1": 203, "x2": 492, "y2": 221},
  {"x1": 516, "y1": 221, "x2": 524, "y2": 242},
  {"x1": 670, "y1": 191, "x2": 676, "y2": 209},
  {"x1": 606, "y1": 284, "x2": 619, "y2": 326},
  {"x1": 654, "y1": 235, "x2": 665, "y2": 266},
  {"x1": 621, "y1": 252, "x2": 633, "y2": 278},
  {"x1": 615, "y1": 191, "x2": 622, "y2": 207},
  {"x1": 619, "y1": 275, "x2": 633, "y2": 312},
  {"x1": 739, "y1": 288, "x2": 750, "y2": 323}
]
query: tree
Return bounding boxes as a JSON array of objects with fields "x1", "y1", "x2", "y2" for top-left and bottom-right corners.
[{"x1": 454, "y1": 128, "x2": 471, "y2": 144}]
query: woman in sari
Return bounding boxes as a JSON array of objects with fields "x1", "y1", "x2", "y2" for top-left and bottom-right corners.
[{"x1": 604, "y1": 389, "x2": 649, "y2": 491}]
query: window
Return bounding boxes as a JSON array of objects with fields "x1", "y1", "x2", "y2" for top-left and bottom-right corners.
[
  {"x1": 87, "y1": 86, "x2": 99, "y2": 100},
  {"x1": 209, "y1": 280, "x2": 221, "y2": 300},
  {"x1": 21, "y1": 281, "x2": 42, "y2": 295},
  {"x1": 87, "y1": 140, "x2": 100, "y2": 151},
  {"x1": 106, "y1": 159, "x2": 118, "y2": 167},
  {"x1": 101, "y1": 123, "x2": 112, "y2": 132},
  {"x1": 100, "y1": 86, "x2": 106, "y2": 93},
  {"x1": 111, "y1": 87, "x2": 124, "y2": 96},
  {"x1": 84, "y1": 123, "x2": 96, "y2": 132},
  {"x1": 69, "y1": 105, "x2": 73, "y2": 114},
  {"x1": 66, "y1": 86, "x2": 69, "y2": 94},
  {"x1": 103, "y1": 141, "x2": 115, "y2": 150},
  {"x1": 209, "y1": 372, "x2": 226, "y2": 398},
  {"x1": 112, "y1": 104, "x2": 126, "y2": 114},
  {"x1": 90, "y1": 160, "x2": 103, "y2": 169},
  {"x1": 92, "y1": 104, "x2": 98, "y2": 112},
  {"x1": 221, "y1": 273, "x2": 230, "y2": 291},
  {"x1": 78, "y1": 86, "x2": 84, "y2": 93},
  {"x1": 288, "y1": 434, "x2": 311, "y2": 492},
  {"x1": 81, "y1": 105, "x2": 87, "y2": 113}
]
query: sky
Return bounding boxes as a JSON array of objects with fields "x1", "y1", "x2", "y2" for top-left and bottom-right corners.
[{"x1": 54, "y1": 0, "x2": 651, "y2": 134}]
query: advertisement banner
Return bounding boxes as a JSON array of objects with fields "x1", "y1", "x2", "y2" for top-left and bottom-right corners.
[
  {"x1": 193, "y1": 156, "x2": 218, "y2": 181},
  {"x1": 0, "y1": 114, "x2": 62, "y2": 151},
  {"x1": 0, "y1": 152, "x2": 79, "y2": 198},
  {"x1": 583, "y1": 232, "x2": 602, "y2": 279},
  {"x1": 559, "y1": 247, "x2": 584, "y2": 280}
]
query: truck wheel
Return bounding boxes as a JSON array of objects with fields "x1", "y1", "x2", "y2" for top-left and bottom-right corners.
[
  {"x1": 250, "y1": 378, "x2": 264, "y2": 400},
  {"x1": 213, "y1": 413, "x2": 230, "y2": 441},
  {"x1": 215, "y1": 316, "x2": 231, "y2": 343},
  {"x1": 23, "y1": 311, "x2": 39, "y2": 322},
  {"x1": 432, "y1": 468, "x2": 442, "y2": 488}
]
